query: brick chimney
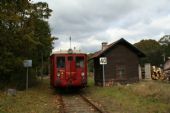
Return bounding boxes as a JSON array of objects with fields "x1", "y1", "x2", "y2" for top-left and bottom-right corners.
[{"x1": 102, "y1": 42, "x2": 108, "y2": 50}]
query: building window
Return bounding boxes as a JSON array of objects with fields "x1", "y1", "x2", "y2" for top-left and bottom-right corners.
[
  {"x1": 115, "y1": 64, "x2": 126, "y2": 79},
  {"x1": 76, "y1": 57, "x2": 84, "y2": 68},
  {"x1": 56, "y1": 57, "x2": 65, "y2": 68}
]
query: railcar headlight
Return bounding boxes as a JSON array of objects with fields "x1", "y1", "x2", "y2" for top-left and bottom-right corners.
[
  {"x1": 81, "y1": 72, "x2": 85, "y2": 76},
  {"x1": 57, "y1": 72, "x2": 60, "y2": 77}
]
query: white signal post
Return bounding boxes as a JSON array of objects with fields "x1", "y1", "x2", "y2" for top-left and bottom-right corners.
[{"x1": 99, "y1": 57, "x2": 107, "y2": 86}]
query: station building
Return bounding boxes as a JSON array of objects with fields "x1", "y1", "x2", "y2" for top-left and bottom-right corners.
[{"x1": 90, "y1": 38, "x2": 145, "y2": 86}]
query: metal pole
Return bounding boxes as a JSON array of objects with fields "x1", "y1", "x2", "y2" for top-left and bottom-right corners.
[
  {"x1": 163, "y1": 53, "x2": 166, "y2": 62},
  {"x1": 41, "y1": 52, "x2": 43, "y2": 80},
  {"x1": 70, "y1": 36, "x2": 71, "y2": 49},
  {"x1": 103, "y1": 64, "x2": 105, "y2": 86},
  {"x1": 26, "y1": 67, "x2": 28, "y2": 90}
]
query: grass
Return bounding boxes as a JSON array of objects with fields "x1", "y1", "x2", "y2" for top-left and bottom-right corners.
[
  {"x1": 1, "y1": 76, "x2": 170, "y2": 113},
  {"x1": 0, "y1": 78, "x2": 59, "y2": 113},
  {"x1": 84, "y1": 76, "x2": 170, "y2": 113}
]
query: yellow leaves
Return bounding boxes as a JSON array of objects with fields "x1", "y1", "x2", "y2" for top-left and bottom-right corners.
[{"x1": 8, "y1": 14, "x2": 21, "y2": 22}]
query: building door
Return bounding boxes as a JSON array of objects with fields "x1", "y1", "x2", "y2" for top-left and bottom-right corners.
[{"x1": 115, "y1": 64, "x2": 126, "y2": 80}]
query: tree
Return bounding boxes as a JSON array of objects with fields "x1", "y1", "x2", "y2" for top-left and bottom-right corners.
[
  {"x1": 159, "y1": 35, "x2": 170, "y2": 61},
  {"x1": 134, "y1": 39, "x2": 164, "y2": 66},
  {"x1": 159, "y1": 35, "x2": 170, "y2": 45},
  {"x1": 87, "y1": 53, "x2": 94, "y2": 73},
  {"x1": 0, "y1": 0, "x2": 54, "y2": 89}
]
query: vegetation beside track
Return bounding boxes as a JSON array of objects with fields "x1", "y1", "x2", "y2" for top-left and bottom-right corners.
[
  {"x1": 85, "y1": 76, "x2": 170, "y2": 113},
  {"x1": 0, "y1": 78, "x2": 59, "y2": 113},
  {"x1": 1, "y1": 76, "x2": 170, "y2": 113}
]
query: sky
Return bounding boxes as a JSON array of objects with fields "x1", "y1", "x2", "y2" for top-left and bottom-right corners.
[{"x1": 32, "y1": 0, "x2": 170, "y2": 53}]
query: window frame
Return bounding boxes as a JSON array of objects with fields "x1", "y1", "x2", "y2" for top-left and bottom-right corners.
[
  {"x1": 75, "y1": 56, "x2": 85, "y2": 68},
  {"x1": 56, "y1": 56, "x2": 65, "y2": 68},
  {"x1": 115, "y1": 64, "x2": 126, "y2": 80},
  {"x1": 68, "y1": 56, "x2": 73, "y2": 61}
]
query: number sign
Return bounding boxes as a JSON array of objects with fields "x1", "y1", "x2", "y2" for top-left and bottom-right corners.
[{"x1": 100, "y1": 57, "x2": 107, "y2": 65}]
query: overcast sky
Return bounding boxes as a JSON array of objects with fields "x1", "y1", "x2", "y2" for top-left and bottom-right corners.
[{"x1": 33, "y1": 0, "x2": 170, "y2": 53}]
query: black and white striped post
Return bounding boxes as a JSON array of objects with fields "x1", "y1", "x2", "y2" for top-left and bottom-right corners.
[{"x1": 99, "y1": 57, "x2": 107, "y2": 87}]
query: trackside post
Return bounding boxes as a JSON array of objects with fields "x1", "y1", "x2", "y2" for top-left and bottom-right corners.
[
  {"x1": 99, "y1": 57, "x2": 107, "y2": 86},
  {"x1": 23, "y1": 60, "x2": 32, "y2": 90}
]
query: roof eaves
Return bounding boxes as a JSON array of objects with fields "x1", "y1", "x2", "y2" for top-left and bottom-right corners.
[{"x1": 90, "y1": 38, "x2": 145, "y2": 59}]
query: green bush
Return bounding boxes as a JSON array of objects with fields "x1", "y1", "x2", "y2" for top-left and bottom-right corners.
[{"x1": 0, "y1": 68, "x2": 38, "y2": 90}]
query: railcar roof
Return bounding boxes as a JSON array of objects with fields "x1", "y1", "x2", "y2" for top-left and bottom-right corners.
[
  {"x1": 51, "y1": 53, "x2": 86, "y2": 55},
  {"x1": 51, "y1": 50, "x2": 86, "y2": 56}
]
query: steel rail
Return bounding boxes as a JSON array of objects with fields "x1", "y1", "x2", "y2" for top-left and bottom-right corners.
[
  {"x1": 58, "y1": 94, "x2": 66, "y2": 113},
  {"x1": 80, "y1": 94, "x2": 107, "y2": 113}
]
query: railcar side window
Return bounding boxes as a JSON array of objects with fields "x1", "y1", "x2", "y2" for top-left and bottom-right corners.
[
  {"x1": 76, "y1": 57, "x2": 84, "y2": 68},
  {"x1": 57, "y1": 57, "x2": 65, "y2": 68}
]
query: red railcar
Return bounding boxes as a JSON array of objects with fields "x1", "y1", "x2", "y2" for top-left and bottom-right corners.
[{"x1": 50, "y1": 50, "x2": 87, "y2": 88}]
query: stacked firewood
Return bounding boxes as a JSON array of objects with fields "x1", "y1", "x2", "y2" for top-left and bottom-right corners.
[{"x1": 151, "y1": 66, "x2": 166, "y2": 80}]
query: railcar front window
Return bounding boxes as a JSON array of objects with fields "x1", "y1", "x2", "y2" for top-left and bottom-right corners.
[
  {"x1": 57, "y1": 57, "x2": 65, "y2": 68},
  {"x1": 76, "y1": 57, "x2": 84, "y2": 68},
  {"x1": 68, "y1": 56, "x2": 73, "y2": 61}
]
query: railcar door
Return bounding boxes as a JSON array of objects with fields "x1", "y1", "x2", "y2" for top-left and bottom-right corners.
[{"x1": 66, "y1": 56, "x2": 76, "y2": 83}]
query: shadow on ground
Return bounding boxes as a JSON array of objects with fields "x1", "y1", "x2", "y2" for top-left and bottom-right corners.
[{"x1": 52, "y1": 87, "x2": 87, "y2": 96}]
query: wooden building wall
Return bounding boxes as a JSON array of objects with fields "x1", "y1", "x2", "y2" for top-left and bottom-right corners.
[{"x1": 94, "y1": 44, "x2": 139, "y2": 86}]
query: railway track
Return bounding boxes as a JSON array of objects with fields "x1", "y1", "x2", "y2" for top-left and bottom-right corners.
[{"x1": 58, "y1": 93, "x2": 106, "y2": 113}]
